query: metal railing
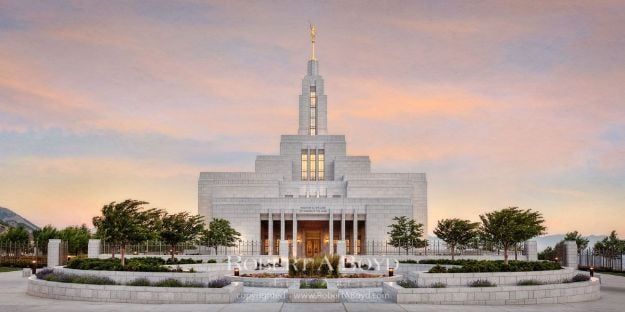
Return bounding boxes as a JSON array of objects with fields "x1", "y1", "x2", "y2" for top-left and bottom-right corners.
[
  {"x1": 97, "y1": 239, "x2": 520, "y2": 257},
  {"x1": 579, "y1": 248, "x2": 624, "y2": 272},
  {"x1": 0, "y1": 241, "x2": 48, "y2": 267}
]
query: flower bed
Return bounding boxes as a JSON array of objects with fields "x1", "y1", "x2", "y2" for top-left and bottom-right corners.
[
  {"x1": 383, "y1": 277, "x2": 600, "y2": 305},
  {"x1": 408, "y1": 268, "x2": 577, "y2": 287}
]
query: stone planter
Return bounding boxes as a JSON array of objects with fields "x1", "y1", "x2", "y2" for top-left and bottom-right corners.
[
  {"x1": 287, "y1": 281, "x2": 340, "y2": 303},
  {"x1": 383, "y1": 277, "x2": 600, "y2": 305},
  {"x1": 27, "y1": 276, "x2": 243, "y2": 304},
  {"x1": 230, "y1": 274, "x2": 401, "y2": 288}
]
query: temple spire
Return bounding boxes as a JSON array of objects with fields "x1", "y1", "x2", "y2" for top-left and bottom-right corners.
[{"x1": 310, "y1": 23, "x2": 316, "y2": 60}]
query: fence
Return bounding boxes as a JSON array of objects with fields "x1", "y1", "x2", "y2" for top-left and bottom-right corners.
[
  {"x1": 363, "y1": 240, "x2": 523, "y2": 257},
  {"x1": 99, "y1": 240, "x2": 519, "y2": 257},
  {"x1": 579, "y1": 248, "x2": 624, "y2": 272},
  {"x1": 0, "y1": 241, "x2": 48, "y2": 267},
  {"x1": 101, "y1": 240, "x2": 262, "y2": 256}
]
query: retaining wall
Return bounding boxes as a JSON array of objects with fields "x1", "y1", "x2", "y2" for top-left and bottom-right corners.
[
  {"x1": 229, "y1": 274, "x2": 401, "y2": 288},
  {"x1": 27, "y1": 276, "x2": 243, "y2": 304},
  {"x1": 408, "y1": 268, "x2": 577, "y2": 287},
  {"x1": 383, "y1": 278, "x2": 600, "y2": 305}
]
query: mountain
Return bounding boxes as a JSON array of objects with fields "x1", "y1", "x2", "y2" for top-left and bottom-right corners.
[{"x1": 0, "y1": 206, "x2": 40, "y2": 232}]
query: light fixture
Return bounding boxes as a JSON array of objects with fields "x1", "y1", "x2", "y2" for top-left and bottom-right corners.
[
  {"x1": 388, "y1": 267, "x2": 394, "y2": 277},
  {"x1": 590, "y1": 267, "x2": 595, "y2": 277},
  {"x1": 234, "y1": 267, "x2": 240, "y2": 277},
  {"x1": 31, "y1": 260, "x2": 37, "y2": 274}
]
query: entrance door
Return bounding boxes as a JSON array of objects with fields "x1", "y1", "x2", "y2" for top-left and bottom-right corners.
[{"x1": 305, "y1": 231, "x2": 321, "y2": 257}]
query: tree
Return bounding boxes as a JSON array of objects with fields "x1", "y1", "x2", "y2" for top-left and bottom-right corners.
[
  {"x1": 159, "y1": 212, "x2": 205, "y2": 260},
  {"x1": 479, "y1": 207, "x2": 546, "y2": 264},
  {"x1": 594, "y1": 230, "x2": 625, "y2": 255},
  {"x1": 387, "y1": 216, "x2": 427, "y2": 254},
  {"x1": 434, "y1": 218, "x2": 480, "y2": 260},
  {"x1": 33, "y1": 225, "x2": 59, "y2": 245},
  {"x1": 0, "y1": 226, "x2": 30, "y2": 244},
  {"x1": 92, "y1": 199, "x2": 163, "y2": 265},
  {"x1": 200, "y1": 218, "x2": 241, "y2": 254},
  {"x1": 538, "y1": 246, "x2": 557, "y2": 261},
  {"x1": 563, "y1": 231, "x2": 589, "y2": 254},
  {"x1": 59, "y1": 224, "x2": 91, "y2": 256}
]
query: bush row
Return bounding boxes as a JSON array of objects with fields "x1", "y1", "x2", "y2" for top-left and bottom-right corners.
[
  {"x1": 426, "y1": 260, "x2": 561, "y2": 273},
  {"x1": 36, "y1": 269, "x2": 231, "y2": 288},
  {"x1": 66, "y1": 257, "x2": 220, "y2": 272}
]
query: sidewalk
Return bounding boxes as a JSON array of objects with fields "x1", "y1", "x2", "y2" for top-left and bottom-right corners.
[{"x1": 2, "y1": 270, "x2": 625, "y2": 312}]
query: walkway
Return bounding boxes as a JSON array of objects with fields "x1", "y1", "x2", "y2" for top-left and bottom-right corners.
[{"x1": 1, "y1": 271, "x2": 624, "y2": 312}]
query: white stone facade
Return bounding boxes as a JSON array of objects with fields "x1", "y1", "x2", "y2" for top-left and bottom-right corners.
[{"x1": 198, "y1": 51, "x2": 427, "y2": 256}]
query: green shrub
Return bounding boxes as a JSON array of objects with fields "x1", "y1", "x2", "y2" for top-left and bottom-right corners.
[
  {"x1": 468, "y1": 279, "x2": 496, "y2": 287},
  {"x1": 570, "y1": 274, "x2": 591, "y2": 283},
  {"x1": 165, "y1": 258, "x2": 200, "y2": 265},
  {"x1": 398, "y1": 259, "x2": 418, "y2": 264},
  {"x1": 428, "y1": 265, "x2": 448, "y2": 273},
  {"x1": 206, "y1": 259, "x2": 217, "y2": 263},
  {"x1": 66, "y1": 258, "x2": 171, "y2": 272},
  {"x1": 430, "y1": 282, "x2": 447, "y2": 288},
  {"x1": 127, "y1": 277, "x2": 151, "y2": 286},
  {"x1": 427, "y1": 260, "x2": 561, "y2": 273},
  {"x1": 517, "y1": 279, "x2": 543, "y2": 286},
  {"x1": 300, "y1": 278, "x2": 327, "y2": 289},
  {"x1": 397, "y1": 280, "x2": 419, "y2": 288},
  {"x1": 419, "y1": 259, "x2": 472, "y2": 265}
]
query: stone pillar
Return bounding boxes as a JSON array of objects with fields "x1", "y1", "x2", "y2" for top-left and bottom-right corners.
[
  {"x1": 88, "y1": 239, "x2": 101, "y2": 259},
  {"x1": 280, "y1": 210, "x2": 285, "y2": 241},
  {"x1": 353, "y1": 209, "x2": 358, "y2": 255},
  {"x1": 337, "y1": 240, "x2": 346, "y2": 256},
  {"x1": 329, "y1": 211, "x2": 334, "y2": 255},
  {"x1": 524, "y1": 240, "x2": 537, "y2": 261},
  {"x1": 47, "y1": 239, "x2": 62, "y2": 267},
  {"x1": 292, "y1": 210, "x2": 298, "y2": 258},
  {"x1": 268, "y1": 211, "x2": 273, "y2": 256},
  {"x1": 341, "y1": 209, "x2": 346, "y2": 240},
  {"x1": 279, "y1": 240, "x2": 289, "y2": 259},
  {"x1": 564, "y1": 240, "x2": 579, "y2": 268}
]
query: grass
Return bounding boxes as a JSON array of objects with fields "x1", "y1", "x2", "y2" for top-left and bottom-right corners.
[
  {"x1": 300, "y1": 278, "x2": 327, "y2": 289},
  {"x1": 599, "y1": 271, "x2": 625, "y2": 277},
  {"x1": 0, "y1": 267, "x2": 22, "y2": 272}
]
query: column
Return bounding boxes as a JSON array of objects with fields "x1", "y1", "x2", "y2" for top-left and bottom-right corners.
[
  {"x1": 47, "y1": 239, "x2": 62, "y2": 267},
  {"x1": 268, "y1": 211, "x2": 273, "y2": 256},
  {"x1": 337, "y1": 209, "x2": 347, "y2": 256},
  {"x1": 524, "y1": 241, "x2": 537, "y2": 261},
  {"x1": 88, "y1": 239, "x2": 101, "y2": 259},
  {"x1": 563, "y1": 240, "x2": 579, "y2": 268},
  {"x1": 279, "y1": 210, "x2": 288, "y2": 258},
  {"x1": 353, "y1": 209, "x2": 358, "y2": 255},
  {"x1": 341, "y1": 209, "x2": 346, "y2": 240},
  {"x1": 280, "y1": 210, "x2": 285, "y2": 240},
  {"x1": 292, "y1": 210, "x2": 298, "y2": 258},
  {"x1": 329, "y1": 211, "x2": 334, "y2": 255}
]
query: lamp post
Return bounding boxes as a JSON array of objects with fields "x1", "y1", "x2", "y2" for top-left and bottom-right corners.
[
  {"x1": 234, "y1": 267, "x2": 240, "y2": 277},
  {"x1": 31, "y1": 260, "x2": 37, "y2": 275},
  {"x1": 590, "y1": 267, "x2": 595, "y2": 277},
  {"x1": 388, "y1": 267, "x2": 394, "y2": 277}
]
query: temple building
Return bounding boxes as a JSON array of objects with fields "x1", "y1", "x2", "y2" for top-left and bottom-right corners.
[{"x1": 198, "y1": 26, "x2": 427, "y2": 257}]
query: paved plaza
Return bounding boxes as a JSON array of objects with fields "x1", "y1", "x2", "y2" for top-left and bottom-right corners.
[{"x1": 2, "y1": 271, "x2": 625, "y2": 312}]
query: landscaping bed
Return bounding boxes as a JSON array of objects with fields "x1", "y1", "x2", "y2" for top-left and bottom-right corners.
[{"x1": 288, "y1": 280, "x2": 339, "y2": 303}]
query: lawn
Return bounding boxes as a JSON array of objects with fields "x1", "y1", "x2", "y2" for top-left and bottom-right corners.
[{"x1": 0, "y1": 267, "x2": 22, "y2": 272}]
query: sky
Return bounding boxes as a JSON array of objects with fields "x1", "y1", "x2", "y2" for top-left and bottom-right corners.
[{"x1": 0, "y1": 1, "x2": 624, "y2": 236}]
